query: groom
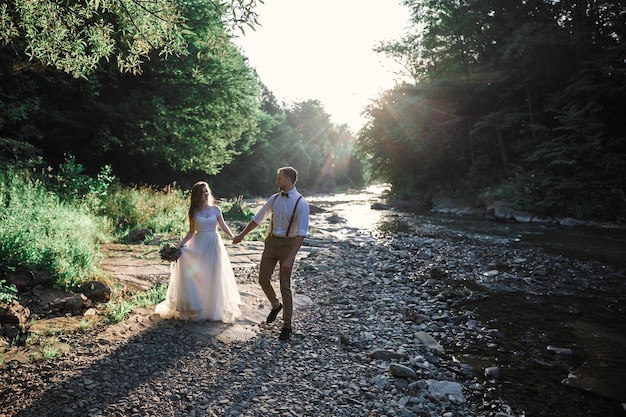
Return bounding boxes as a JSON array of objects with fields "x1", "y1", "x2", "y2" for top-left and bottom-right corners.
[{"x1": 232, "y1": 166, "x2": 310, "y2": 341}]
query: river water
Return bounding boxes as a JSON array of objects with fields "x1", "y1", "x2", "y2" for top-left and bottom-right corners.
[{"x1": 308, "y1": 185, "x2": 626, "y2": 417}]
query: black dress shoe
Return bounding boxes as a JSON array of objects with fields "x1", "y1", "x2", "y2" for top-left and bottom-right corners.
[
  {"x1": 266, "y1": 303, "x2": 282, "y2": 323},
  {"x1": 279, "y1": 327, "x2": 292, "y2": 341}
]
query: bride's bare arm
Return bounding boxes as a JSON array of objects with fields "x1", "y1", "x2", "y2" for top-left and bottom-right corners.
[
  {"x1": 217, "y1": 214, "x2": 235, "y2": 239},
  {"x1": 178, "y1": 213, "x2": 196, "y2": 248}
]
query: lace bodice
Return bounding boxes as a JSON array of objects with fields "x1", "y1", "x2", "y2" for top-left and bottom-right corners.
[{"x1": 194, "y1": 207, "x2": 220, "y2": 232}]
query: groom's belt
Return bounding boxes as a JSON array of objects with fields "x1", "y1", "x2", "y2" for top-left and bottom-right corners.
[{"x1": 269, "y1": 233, "x2": 296, "y2": 239}]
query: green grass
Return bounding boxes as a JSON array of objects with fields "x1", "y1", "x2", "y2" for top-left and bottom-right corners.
[
  {"x1": 99, "y1": 184, "x2": 267, "y2": 243},
  {"x1": 104, "y1": 283, "x2": 168, "y2": 323},
  {"x1": 42, "y1": 343, "x2": 59, "y2": 360},
  {"x1": 42, "y1": 327, "x2": 63, "y2": 337},
  {"x1": 100, "y1": 186, "x2": 260, "y2": 241},
  {"x1": 0, "y1": 279, "x2": 18, "y2": 304},
  {"x1": 0, "y1": 170, "x2": 109, "y2": 291},
  {"x1": 9, "y1": 334, "x2": 22, "y2": 347}
]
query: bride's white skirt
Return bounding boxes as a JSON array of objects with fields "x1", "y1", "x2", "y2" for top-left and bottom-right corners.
[{"x1": 155, "y1": 231, "x2": 242, "y2": 323}]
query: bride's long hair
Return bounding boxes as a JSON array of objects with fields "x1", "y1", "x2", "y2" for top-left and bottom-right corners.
[{"x1": 188, "y1": 181, "x2": 216, "y2": 219}]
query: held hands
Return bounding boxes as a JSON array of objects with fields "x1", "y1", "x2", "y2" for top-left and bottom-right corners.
[{"x1": 232, "y1": 234, "x2": 244, "y2": 244}]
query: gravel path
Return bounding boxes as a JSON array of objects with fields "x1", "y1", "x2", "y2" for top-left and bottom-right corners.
[{"x1": 1, "y1": 229, "x2": 520, "y2": 417}]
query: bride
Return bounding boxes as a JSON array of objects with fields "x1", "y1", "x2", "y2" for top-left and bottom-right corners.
[{"x1": 155, "y1": 181, "x2": 242, "y2": 323}]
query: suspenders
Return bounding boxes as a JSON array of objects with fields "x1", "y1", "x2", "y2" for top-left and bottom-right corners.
[{"x1": 269, "y1": 193, "x2": 303, "y2": 237}]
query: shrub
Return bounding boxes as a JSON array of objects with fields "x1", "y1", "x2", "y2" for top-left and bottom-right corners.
[
  {"x1": 0, "y1": 169, "x2": 109, "y2": 290},
  {"x1": 46, "y1": 154, "x2": 116, "y2": 213},
  {"x1": 99, "y1": 184, "x2": 188, "y2": 239},
  {"x1": 100, "y1": 186, "x2": 264, "y2": 241}
]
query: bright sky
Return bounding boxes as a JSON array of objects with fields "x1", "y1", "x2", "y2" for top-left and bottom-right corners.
[{"x1": 233, "y1": 0, "x2": 411, "y2": 132}]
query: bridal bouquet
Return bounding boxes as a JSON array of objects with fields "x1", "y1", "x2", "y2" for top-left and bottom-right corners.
[{"x1": 159, "y1": 243, "x2": 182, "y2": 262}]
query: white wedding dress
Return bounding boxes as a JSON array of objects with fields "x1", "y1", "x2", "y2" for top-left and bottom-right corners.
[{"x1": 155, "y1": 208, "x2": 242, "y2": 323}]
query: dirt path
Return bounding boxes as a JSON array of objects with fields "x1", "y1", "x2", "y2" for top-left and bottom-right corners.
[
  {"x1": 96, "y1": 240, "x2": 316, "y2": 344},
  {"x1": 2, "y1": 239, "x2": 321, "y2": 366},
  {"x1": 98, "y1": 241, "x2": 266, "y2": 291},
  {"x1": 100, "y1": 239, "x2": 318, "y2": 335}
]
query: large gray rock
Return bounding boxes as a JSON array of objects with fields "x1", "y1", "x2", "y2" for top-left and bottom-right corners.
[{"x1": 390, "y1": 363, "x2": 418, "y2": 379}]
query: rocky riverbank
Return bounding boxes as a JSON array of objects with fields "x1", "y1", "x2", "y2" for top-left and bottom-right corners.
[
  {"x1": 2, "y1": 199, "x2": 625, "y2": 417},
  {"x1": 0, "y1": 233, "x2": 513, "y2": 417}
]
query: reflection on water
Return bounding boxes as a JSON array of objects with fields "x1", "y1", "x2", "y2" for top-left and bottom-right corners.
[
  {"x1": 309, "y1": 184, "x2": 389, "y2": 236},
  {"x1": 402, "y1": 212, "x2": 626, "y2": 265},
  {"x1": 311, "y1": 186, "x2": 626, "y2": 265},
  {"x1": 459, "y1": 290, "x2": 626, "y2": 416},
  {"x1": 565, "y1": 321, "x2": 626, "y2": 402}
]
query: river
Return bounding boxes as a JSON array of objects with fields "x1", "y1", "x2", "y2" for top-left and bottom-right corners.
[{"x1": 307, "y1": 185, "x2": 626, "y2": 417}]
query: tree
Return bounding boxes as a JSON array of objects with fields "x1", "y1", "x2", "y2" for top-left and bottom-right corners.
[
  {"x1": 211, "y1": 95, "x2": 365, "y2": 197},
  {"x1": 0, "y1": 1, "x2": 263, "y2": 186},
  {"x1": 362, "y1": 0, "x2": 626, "y2": 219},
  {"x1": 356, "y1": 83, "x2": 466, "y2": 197},
  {"x1": 0, "y1": 0, "x2": 262, "y2": 78},
  {"x1": 284, "y1": 100, "x2": 364, "y2": 193},
  {"x1": 60, "y1": 3, "x2": 261, "y2": 183}
]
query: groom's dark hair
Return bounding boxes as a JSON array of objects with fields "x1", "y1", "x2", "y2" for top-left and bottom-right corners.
[{"x1": 278, "y1": 166, "x2": 298, "y2": 184}]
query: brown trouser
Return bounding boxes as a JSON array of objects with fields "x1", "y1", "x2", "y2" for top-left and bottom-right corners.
[{"x1": 259, "y1": 234, "x2": 296, "y2": 328}]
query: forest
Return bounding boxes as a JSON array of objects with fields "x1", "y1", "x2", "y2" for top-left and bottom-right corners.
[{"x1": 1, "y1": 0, "x2": 625, "y2": 221}]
